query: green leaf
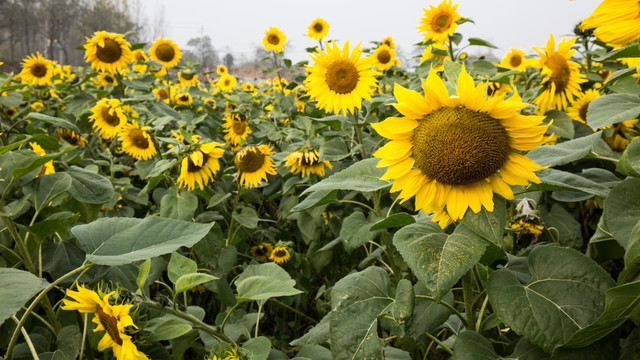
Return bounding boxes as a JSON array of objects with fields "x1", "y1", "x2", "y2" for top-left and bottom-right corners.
[
  {"x1": 235, "y1": 263, "x2": 302, "y2": 301},
  {"x1": 319, "y1": 138, "x2": 350, "y2": 161},
  {"x1": 29, "y1": 173, "x2": 72, "y2": 212},
  {"x1": 330, "y1": 267, "x2": 393, "y2": 360},
  {"x1": 208, "y1": 193, "x2": 231, "y2": 208},
  {"x1": 340, "y1": 211, "x2": 379, "y2": 253},
  {"x1": 160, "y1": 191, "x2": 198, "y2": 221},
  {"x1": 526, "y1": 132, "x2": 602, "y2": 167},
  {"x1": 470, "y1": 60, "x2": 497, "y2": 77},
  {"x1": 233, "y1": 207, "x2": 260, "y2": 229},
  {"x1": 525, "y1": 168, "x2": 610, "y2": 197},
  {"x1": 0, "y1": 268, "x2": 49, "y2": 326},
  {"x1": 443, "y1": 59, "x2": 463, "y2": 86},
  {"x1": 290, "y1": 313, "x2": 330, "y2": 346},
  {"x1": 301, "y1": 159, "x2": 391, "y2": 196},
  {"x1": 137, "y1": 258, "x2": 152, "y2": 290},
  {"x1": 294, "y1": 345, "x2": 332, "y2": 360},
  {"x1": 544, "y1": 110, "x2": 575, "y2": 139},
  {"x1": 241, "y1": 336, "x2": 271, "y2": 360},
  {"x1": 67, "y1": 166, "x2": 114, "y2": 204},
  {"x1": 460, "y1": 195, "x2": 506, "y2": 247},
  {"x1": 487, "y1": 244, "x2": 615, "y2": 353},
  {"x1": 604, "y1": 67, "x2": 637, "y2": 86},
  {"x1": 393, "y1": 222, "x2": 486, "y2": 300},
  {"x1": 167, "y1": 251, "x2": 197, "y2": 284},
  {"x1": 26, "y1": 211, "x2": 79, "y2": 242},
  {"x1": 623, "y1": 221, "x2": 640, "y2": 273},
  {"x1": 370, "y1": 213, "x2": 416, "y2": 231},
  {"x1": 0, "y1": 138, "x2": 28, "y2": 156},
  {"x1": 616, "y1": 138, "x2": 640, "y2": 177},
  {"x1": 603, "y1": 178, "x2": 640, "y2": 249},
  {"x1": 391, "y1": 279, "x2": 414, "y2": 322},
  {"x1": 175, "y1": 273, "x2": 218, "y2": 294},
  {"x1": 594, "y1": 43, "x2": 640, "y2": 62},
  {"x1": 542, "y1": 204, "x2": 582, "y2": 249},
  {"x1": 452, "y1": 331, "x2": 499, "y2": 360},
  {"x1": 72, "y1": 216, "x2": 214, "y2": 266},
  {"x1": 467, "y1": 37, "x2": 498, "y2": 49},
  {"x1": 145, "y1": 316, "x2": 192, "y2": 341},
  {"x1": 56, "y1": 325, "x2": 81, "y2": 360},
  {"x1": 408, "y1": 285, "x2": 454, "y2": 337},
  {"x1": 26, "y1": 113, "x2": 81, "y2": 133},
  {"x1": 291, "y1": 189, "x2": 338, "y2": 212},
  {"x1": 587, "y1": 94, "x2": 640, "y2": 129}
]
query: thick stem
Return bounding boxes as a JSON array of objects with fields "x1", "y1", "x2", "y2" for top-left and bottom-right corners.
[
  {"x1": 352, "y1": 109, "x2": 367, "y2": 159},
  {"x1": 462, "y1": 270, "x2": 476, "y2": 330}
]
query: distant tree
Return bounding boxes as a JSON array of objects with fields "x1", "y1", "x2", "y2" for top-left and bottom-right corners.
[
  {"x1": 185, "y1": 35, "x2": 219, "y2": 69},
  {"x1": 223, "y1": 53, "x2": 234, "y2": 69},
  {"x1": 39, "y1": 0, "x2": 81, "y2": 63}
]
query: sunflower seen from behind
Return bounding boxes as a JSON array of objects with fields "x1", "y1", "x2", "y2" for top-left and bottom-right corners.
[
  {"x1": 84, "y1": 31, "x2": 132, "y2": 74},
  {"x1": 89, "y1": 98, "x2": 128, "y2": 140},
  {"x1": 223, "y1": 112, "x2": 252, "y2": 151},
  {"x1": 305, "y1": 41, "x2": 379, "y2": 115},
  {"x1": 262, "y1": 26, "x2": 287, "y2": 53},
  {"x1": 307, "y1": 18, "x2": 329, "y2": 41},
  {"x1": 373, "y1": 67, "x2": 549, "y2": 227},
  {"x1": 117, "y1": 122, "x2": 156, "y2": 160},
  {"x1": 284, "y1": 149, "x2": 332, "y2": 177},
  {"x1": 149, "y1": 37, "x2": 182, "y2": 68},
  {"x1": 20, "y1": 52, "x2": 54, "y2": 86},
  {"x1": 235, "y1": 144, "x2": 277, "y2": 188},
  {"x1": 581, "y1": 0, "x2": 640, "y2": 46},
  {"x1": 418, "y1": 0, "x2": 462, "y2": 45},
  {"x1": 177, "y1": 142, "x2": 225, "y2": 191}
]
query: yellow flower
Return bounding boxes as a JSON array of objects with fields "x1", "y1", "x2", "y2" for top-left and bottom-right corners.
[
  {"x1": 567, "y1": 89, "x2": 600, "y2": 124},
  {"x1": 218, "y1": 74, "x2": 237, "y2": 92},
  {"x1": 29, "y1": 142, "x2": 55, "y2": 176},
  {"x1": 172, "y1": 90, "x2": 193, "y2": 106},
  {"x1": 30, "y1": 101, "x2": 45, "y2": 112},
  {"x1": 381, "y1": 36, "x2": 396, "y2": 49},
  {"x1": 149, "y1": 37, "x2": 182, "y2": 68},
  {"x1": 4, "y1": 107, "x2": 18, "y2": 118},
  {"x1": 235, "y1": 145, "x2": 277, "y2": 188},
  {"x1": 54, "y1": 128, "x2": 87, "y2": 146},
  {"x1": 250, "y1": 243, "x2": 274, "y2": 261},
  {"x1": 262, "y1": 26, "x2": 287, "y2": 53},
  {"x1": 89, "y1": 98, "x2": 128, "y2": 140},
  {"x1": 177, "y1": 142, "x2": 225, "y2": 190},
  {"x1": 178, "y1": 69, "x2": 200, "y2": 86},
  {"x1": 284, "y1": 149, "x2": 332, "y2": 177},
  {"x1": 307, "y1": 18, "x2": 329, "y2": 41},
  {"x1": 222, "y1": 112, "x2": 251, "y2": 151},
  {"x1": 94, "y1": 72, "x2": 118, "y2": 88},
  {"x1": 117, "y1": 122, "x2": 156, "y2": 160},
  {"x1": 419, "y1": 43, "x2": 450, "y2": 72},
  {"x1": 269, "y1": 246, "x2": 291, "y2": 264},
  {"x1": 500, "y1": 48, "x2": 529, "y2": 72},
  {"x1": 373, "y1": 67, "x2": 549, "y2": 225},
  {"x1": 305, "y1": 41, "x2": 379, "y2": 115},
  {"x1": 373, "y1": 44, "x2": 397, "y2": 71},
  {"x1": 153, "y1": 86, "x2": 171, "y2": 103},
  {"x1": 132, "y1": 49, "x2": 148, "y2": 73},
  {"x1": 417, "y1": 0, "x2": 462, "y2": 44},
  {"x1": 20, "y1": 52, "x2": 54, "y2": 86},
  {"x1": 581, "y1": 0, "x2": 640, "y2": 46},
  {"x1": 84, "y1": 31, "x2": 132, "y2": 74},
  {"x1": 217, "y1": 64, "x2": 228, "y2": 76}
]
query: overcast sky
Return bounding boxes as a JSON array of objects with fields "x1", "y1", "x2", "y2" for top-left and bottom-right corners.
[{"x1": 136, "y1": 0, "x2": 603, "y2": 64}]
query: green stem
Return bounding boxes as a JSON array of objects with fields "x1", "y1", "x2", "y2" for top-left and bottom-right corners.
[
  {"x1": 226, "y1": 183, "x2": 242, "y2": 247},
  {"x1": 424, "y1": 331, "x2": 453, "y2": 355},
  {"x1": 12, "y1": 316, "x2": 40, "y2": 360},
  {"x1": 462, "y1": 270, "x2": 476, "y2": 330},
  {"x1": 475, "y1": 294, "x2": 490, "y2": 332},
  {"x1": 336, "y1": 199, "x2": 375, "y2": 213},
  {"x1": 255, "y1": 300, "x2": 266, "y2": 338},
  {"x1": 352, "y1": 108, "x2": 367, "y2": 159},
  {"x1": 220, "y1": 302, "x2": 241, "y2": 331},
  {"x1": 270, "y1": 298, "x2": 317, "y2": 324},
  {"x1": 415, "y1": 295, "x2": 467, "y2": 327}
]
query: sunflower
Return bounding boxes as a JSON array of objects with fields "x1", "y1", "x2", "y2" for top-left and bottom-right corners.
[
  {"x1": 567, "y1": 89, "x2": 600, "y2": 124},
  {"x1": 89, "y1": 98, "x2": 128, "y2": 140},
  {"x1": 250, "y1": 243, "x2": 274, "y2": 261},
  {"x1": 419, "y1": 43, "x2": 450, "y2": 72},
  {"x1": 581, "y1": 0, "x2": 640, "y2": 46},
  {"x1": 132, "y1": 49, "x2": 148, "y2": 73},
  {"x1": 372, "y1": 67, "x2": 549, "y2": 225},
  {"x1": 307, "y1": 18, "x2": 329, "y2": 41},
  {"x1": 117, "y1": 122, "x2": 156, "y2": 160},
  {"x1": 4, "y1": 107, "x2": 18, "y2": 118},
  {"x1": 500, "y1": 48, "x2": 529, "y2": 72},
  {"x1": 30, "y1": 142, "x2": 55, "y2": 176},
  {"x1": 172, "y1": 90, "x2": 193, "y2": 106},
  {"x1": 218, "y1": 74, "x2": 237, "y2": 91},
  {"x1": 269, "y1": 246, "x2": 291, "y2": 264},
  {"x1": 216, "y1": 64, "x2": 228, "y2": 76},
  {"x1": 305, "y1": 41, "x2": 379, "y2": 115},
  {"x1": 19, "y1": 52, "x2": 54, "y2": 86},
  {"x1": 55, "y1": 128, "x2": 87, "y2": 146},
  {"x1": 242, "y1": 82, "x2": 256, "y2": 93},
  {"x1": 373, "y1": 44, "x2": 397, "y2": 71},
  {"x1": 532, "y1": 34, "x2": 587, "y2": 112},
  {"x1": 204, "y1": 98, "x2": 217, "y2": 109},
  {"x1": 382, "y1": 36, "x2": 396, "y2": 49},
  {"x1": 417, "y1": 0, "x2": 462, "y2": 44},
  {"x1": 149, "y1": 37, "x2": 182, "y2": 68},
  {"x1": 30, "y1": 101, "x2": 44, "y2": 112},
  {"x1": 222, "y1": 112, "x2": 252, "y2": 151},
  {"x1": 177, "y1": 142, "x2": 225, "y2": 190},
  {"x1": 94, "y1": 72, "x2": 118, "y2": 88},
  {"x1": 284, "y1": 149, "x2": 332, "y2": 177},
  {"x1": 153, "y1": 86, "x2": 171, "y2": 103},
  {"x1": 235, "y1": 145, "x2": 277, "y2": 188},
  {"x1": 84, "y1": 31, "x2": 132, "y2": 74},
  {"x1": 178, "y1": 69, "x2": 200, "y2": 86},
  {"x1": 262, "y1": 26, "x2": 287, "y2": 53}
]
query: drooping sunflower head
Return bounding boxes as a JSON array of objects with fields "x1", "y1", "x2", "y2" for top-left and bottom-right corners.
[
  {"x1": 382, "y1": 36, "x2": 396, "y2": 49},
  {"x1": 305, "y1": 41, "x2": 379, "y2": 115},
  {"x1": 500, "y1": 48, "x2": 529, "y2": 72},
  {"x1": 284, "y1": 149, "x2": 333, "y2": 177},
  {"x1": 216, "y1": 64, "x2": 228, "y2": 76},
  {"x1": 417, "y1": 0, "x2": 462, "y2": 44},
  {"x1": 223, "y1": 112, "x2": 252, "y2": 151},
  {"x1": 234, "y1": 144, "x2": 277, "y2": 188},
  {"x1": 177, "y1": 142, "x2": 225, "y2": 191},
  {"x1": 581, "y1": 0, "x2": 640, "y2": 46},
  {"x1": 117, "y1": 122, "x2": 156, "y2": 160},
  {"x1": 373, "y1": 67, "x2": 549, "y2": 226},
  {"x1": 218, "y1": 74, "x2": 237, "y2": 92},
  {"x1": 55, "y1": 128, "x2": 87, "y2": 146},
  {"x1": 373, "y1": 44, "x2": 397, "y2": 71},
  {"x1": 89, "y1": 98, "x2": 128, "y2": 140},
  {"x1": 269, "y1": 246, "x2": 291, "y2": 264},
  {"x1": 20, "y1": 52, "x2": 54, "y2": 86},
  {"x1": 250, "y1": 242, "x2": 274, "y2": 261},
  {"x1": 84, "y1": 31, "x2": 132, "y2": 74},
  {"x1": 262, "y1": 26, "x2": 287, "y2": 53},
  {"x1": 307, "y1": 18, "x2": 329, "y2": 41},
  {"x1": 149, "y1": 37, "x2": 182, "y2": 68}
]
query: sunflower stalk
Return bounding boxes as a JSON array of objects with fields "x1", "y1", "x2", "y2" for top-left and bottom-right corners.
[
  {"x1": 226, "y1": 182, "x2": 242, "y2": 247},
  {"x1": 462, "y1": 269, "x2": 476, "y2": 330},
  {"x1": 351, "y1": 108, "x2": 367, "y2": 159}
]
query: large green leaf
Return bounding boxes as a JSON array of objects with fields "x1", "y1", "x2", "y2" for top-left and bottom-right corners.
[
  {"x1": 544, "y1": 110, "x2": 575, "y2": 139},
  {"x1": 144, "y1": 316, "x2": 192, "y2": 341},
  {"x1": 393, "y1": 222, "x2": 486, "y2": 300},
  {"x1": 160, "y1": 191, "x2": 198, "y2": 221},
  {"x1": 26, "y1": 211, "x2": 80, "y2": 242},
  {"x1": 27, "y1": 173, "x2": 72, "y2": 212},
  {"x1": 460, "y1": 195, "x2": 506, "y2": 247},
  {"x1": 241, "y1": 336, "x2": 271, "y2": 360},
  {"x1": 26, "y1": 112, "x2": 81, "y2": 133},
  {"x1": 175, "y1": 273, "x2": 218, "y2": 294},
  {"x1": 0, "y1": 268, "x2": 49, "y2": 326},
  {"x1": 67, "y1": 166, "x2": 114, "y2": 204},
  {"x1": 167, "y1": 251, "x2": 197, "y2": 284},
  {"x1": 340, "y1": 211, "x2": 380, "y2": 253},
  {"x1": 408, "y1": 284, "x2": 454, "y2": 337},
  {"x1": 72, "y1": 216, "x2": 214, "y2": 266},
  {"x1": 526, "y1": 132, "x2": 602, "y2": 167},
  {"x1": 300, "y1": 158, "x2": 391, "y2": 196},
  {"x1": 586, "y1": 94, "x2": 640, "y2": 129},
  {"x1": 452, "y1": 331, "x2": 499, "y2": 360},
  {"x1": 235, "y1": 263, "x2": 302, "y2": 301},
  {"x1": 603, "y1": 178, "x2": 640, "y2": 249},
  {"x1": 524, "y1": 169, "x2": 610, "y2": 198},
  {"x1": 616, "y1": 138, "x2": 640, "y2": 177},
  {"x1": 330, "y1": 267, "x2": 393, "y2": 360},
  {"x1": 290, "y1": 313, "x2": 330, "y2": 346},
  {"x1": 487, "y1": 244, "x2": 615, "y2": 353}
]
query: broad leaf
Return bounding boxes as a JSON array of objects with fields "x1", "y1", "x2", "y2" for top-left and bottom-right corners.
[
  {"x1": 167, "y1": 252, "x2": 197, "y2": 284},
  {"x1": 67, "y1": 166, "x2": 113, "y2": 204},
  {"x1": 616, "y1": 138, "x2": 640, "y2": 177},
  {"x1": 26, "y1": 112, "x2": 81, "y2": 133},
  {"x1": 544, "y1": 110, "x2": 575, "y2": 139},
  {"x1": 526, "y1": 132, "x2": 602, "y2": 167},
  {"x1": 175, "y1": 273, "x2": 218, "y2": 294},
  {"x1": 144, "y1": 316, "x2": 192, "y2": 341},
  {"x1": 452, "y1": 331, "x2": 499, "y2": 360},
  {"x1": 0, "y1": 268, "x2": 49, "y2": 326},
  {"x1": 587, "y1": 94, "x2": 640, "y2": 129},
  {"x1": 340, "y1": 211, "x2": 380, "y2": 253},
  {"x1": 301, "y1": 158, "x2": 391, "y2": 195},
  {"x1": 370, "y1": 213, "x2": 416, "y2": 231},
  {"x1": 241, "y1": 336, "x2": 271, "y2": 360},
  {"x1": 236, "y1": 263, "x2": 302, "y2": 301},
  {"x1": 290, "y1": 313, "x2": 330, "y2": 346},
  {"x1": 603, "y1": 178, "x2": 640, "y2": 249},
  {"x1": 160, "y1": 191, "x2": 198, "y2": 221},
  {"x1": 233, "y1": 207, "x2": 260, "y2": 229},
  {"x1": 28, "y1": 173, "x2": 72, "y2": 212},
  {"x1": 460, "y1": 195, "x2": 506, "y2": 247}
]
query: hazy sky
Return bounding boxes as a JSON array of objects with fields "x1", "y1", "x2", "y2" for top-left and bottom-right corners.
[{"x1": 138, "y1": 0, "x2": 603, "y2": 64}]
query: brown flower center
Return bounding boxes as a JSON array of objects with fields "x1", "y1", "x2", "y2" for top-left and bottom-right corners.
[
  {"x1": 267, "y1": 34, "x2": 281, "y2": 45},
  {"x1": 325, "y1": 59, "x2": 359, "y2": 94},
  {"x1": 273, "y1": 248, "x2": 288, "y2": 258},
  {"x1": 96, "y1": 38, "x2": 123, "y2": 64},
  {"x1": 187, "y1": 152, "x2": 209, "y2": 172},
  {"x1": 509, "y1": 54, "x2": 522, "y2": 68},
  {"x1": 547, "y1": 54, "x2": 571, "y2": 92},
  {"x1": 412, "y1": 106, "x2": 510, "y2": 185},
  {"x1": 157, "y1": 88, "x2": 168, "y2": 99},
  {"x1": 579, "y1": 101, "x2": 591, "y2": 123},
  {"x1": 129, "y1": 128, "x2": 150, "y2": 149},
  {"x1": 101, "y1": 107, "x2": 121, "y2": 126},
  {"x1": 237, "y1": 148, "x2": 265, "y2": 173},
  {"x1": 155, "y1": 43, "x2": 176, "y2": 62},
  {"x1": 434, "y1": 14, "x2": 450, "y2": 32},
  {"x1": 31, "y1": 63, "x2": 48, "y2": 77},
  {"x1": 377, "y1": 50, "x2": 391, "y2": 64},
  {"x1": 232, "y1": 120, "x2": 248, "y2": 135},
  {"x1": 313, "y1": 23, "x2": 324, "y2": 32},
  {"x1": 96, "y1": 306, "x2": 123, "y2": 346},
  {"x1": 181, "y1": 73, "x2": 195, "y2": 80}
]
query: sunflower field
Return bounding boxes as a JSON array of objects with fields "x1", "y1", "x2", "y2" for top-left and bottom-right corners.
[{"x1": 2, "y1": 0, "x2": 640, "y2": 359}]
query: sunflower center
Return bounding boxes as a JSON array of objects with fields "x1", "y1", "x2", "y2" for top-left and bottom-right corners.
[
  {"x1": 96, "y1": 306, "x2": 123, "y2": 346},
  {"x1": 179, "y1": 94, "x2": 190, "y2": 102},
  {"x1": 158, "y1": 89, "x2": 168, "y2": 99},
  {"x1": 377, "y1": 50, "x2": 391, "y2": 64},
  {"x1": 509, "y1": 54, "x2": 522, "y2": 68},
  {"x1": 325, "y1": 59, "x2": 360, "y2": 94},
  {"x1": 434, "y1": 14, "x2": 450, "y2": 32},
  {"x1": 237, "y1": 148, "x2": 265, "y2": 173},
  {"x1": 267, "y1": 34, "x2": 280, "y2": 45},
  {"x1": 103, "y1": 75, "x2": 114, "y2": 83},
  {"x1": 412, "y1": 106, "x2": 510, "y2": 185},
  {"x1": 224, "y1": 79, "x2": 231, "y2": 86},
  {"x1": 155, "y1": 44, "x2": 176, "y2": 62},
  {"x1": 96, "y1": 38, "x2": 123, "y2": 64},
  {"x1": 31, "y1": 63, "x2": 47, "y2": 77},
  {"x1": 134, "y1": 52, "x2": 146, "y2": 61},
  {"x1": 579, "y1": 101, "x2": 591, "y2": 123},
  {"x1": 254, "y1": 245, "x2": 269, "y2": 256},
  {"x1": 547, "y1": 54, "x2": 571, "y2": 92},
  {"x1": 101, "y1": 107, "x2": 121, "y2": 126},
  {"x1": 313, "y1": 23, "x2": 324, "y2": 32},
  {"x1": 181, "y1": 73, "x2": 195, "y2": 80},
  {"x1": 187, "y1": 153, "x2": 209, "y2": 172},
  {"x1": 233, "y1": 121, "x2": 248, "y2": 135},
  {"x1": 273, "y1": 248, "x2": 287, "y2": 258},
  {"x1": 130, "y1": 129, "x2": 150, "y2": 149},
  {"x1": 300, "y1": 154, "x2": 317, "y2": 166}
]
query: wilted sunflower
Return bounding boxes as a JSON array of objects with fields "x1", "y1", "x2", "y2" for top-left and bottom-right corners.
[
  {"x1": 284, "y1": 149, "x2": 332, "y2": 177},
  {"x1": 305, "y1": 41, "x2": 379, "y2": 115},
  {"x1": 218, "y1": 74, "x2": 237, "y2": 92},
  {"x1": 19, "y1": 52, "x2": 54, "y2": 86},
  {"x1": 216, "y1": 64, "x2": 228, "y2": 76},
  {"x1": 417, "y1": 0, "x2": 462, "y2": 44},
  {"x1": 307, "y1": 18, "x2": 329, "y2": 41},
  {"x1": 30, "y1": 142, "x2": 55, "y2": 176},
  {"x1": 55, "y1": 128, "x2": 87, "y2": 146},
  {"x1": 222, "y1": 112, "x2": 252, "y2": 151},
  {"x1": 177, "y1": 142, "x2": 225, "y2": 190},
  {"x1": 84, "y1": 31, "x2": 132, "y2": 74},
  {"x1": 269, "y1": 246, "x2": 291, "y2": 264},
  {"x1": 373, "y1": 44, "x2": 397, "y2": 71},
  {"x1": 373, "y1": 67, "x2": 549, "y2": 226},
  {"x1": 250, "y1": 243, "x2": 274, "y2": 261},
  {"x1": 149, "y1": 37, "x2": 182, "y2": 68},
  {"x1": 262, "y1": 26, "x2": 287, "y2": 53},
  {"x1": 89, "y1": 98, "x2": 128, "y2": 140},
  {"x1": 117, "y1": 122, "x2": 156, "y2": 160},
  {"x1": 581, "y1": 0, "x2": 640, "y2": 46},
  {"x1": 500, "y1": 48, "x2": 529, "y2": 72},
  {"x1": 235, "y1": 145, "x2": 277, "y2": 188},
  {"x1": 533, "y1": 34, "x2": 587, "y2": 112}
]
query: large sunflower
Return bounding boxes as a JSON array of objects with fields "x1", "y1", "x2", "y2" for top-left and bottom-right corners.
[
  {"x1": 149, "y1": 38, "x2": 182, "y2": 68},
  {"x1": 532, "y1": 34, "x2": 587, "y2": 113},
  {"x1": 235, "y1": 145, "x2": 277, "y2": 188},
  {"x1": 373, "y1": 67, "x2": 549, "y2": 226},
  {"x1": 223, "y1": 112, "x2": 251, "y2": 151},
  {"x1": 117, "y1": 122, "x2": 156, "y2": 160},
  {"x1": 20, "y1": 52, "x2": 54, "y2": 86},
  {"x1": 262, "y1": 26, "x2": 287, "y2": 53},
  {"x1": 177, "y1": 142, "x2": 225, "y2": 190},
  {"x1": 84, "y1": 31, "x2": 132, "y2": 74},
  {"x1": 284, "y1": 149, "x2": 332, "y2": 177},
  {"x1": 89, "y1": 98, "x2": 128, "y2": 140},
  {"x1": 500, "y1": 48, "x2": 529, "y2": 72},
  {"x1": 373, "y1": 44, "x2": 397, "y2": 71},
  {"x1": 581, "y1": 0, "x2": 640, "y2": 46},
  {"x1": 307, "y1": 18, "x2": 329, "y2": 41},
  {"x1": 305, "y1": 41, "x2": 379, "y2": 115},
  {"x1": 417, "y1": 0, "x2": 462, "y2": 44}
]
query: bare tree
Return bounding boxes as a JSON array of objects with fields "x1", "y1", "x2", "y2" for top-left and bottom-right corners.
[{"x1": 185, "y1": 33, "x2": 219, "y2": 70}]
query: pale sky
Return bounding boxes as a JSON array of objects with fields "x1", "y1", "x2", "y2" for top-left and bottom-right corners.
[{"x1": 136, "y1": 0, "x2": 603, "y2": 65}]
